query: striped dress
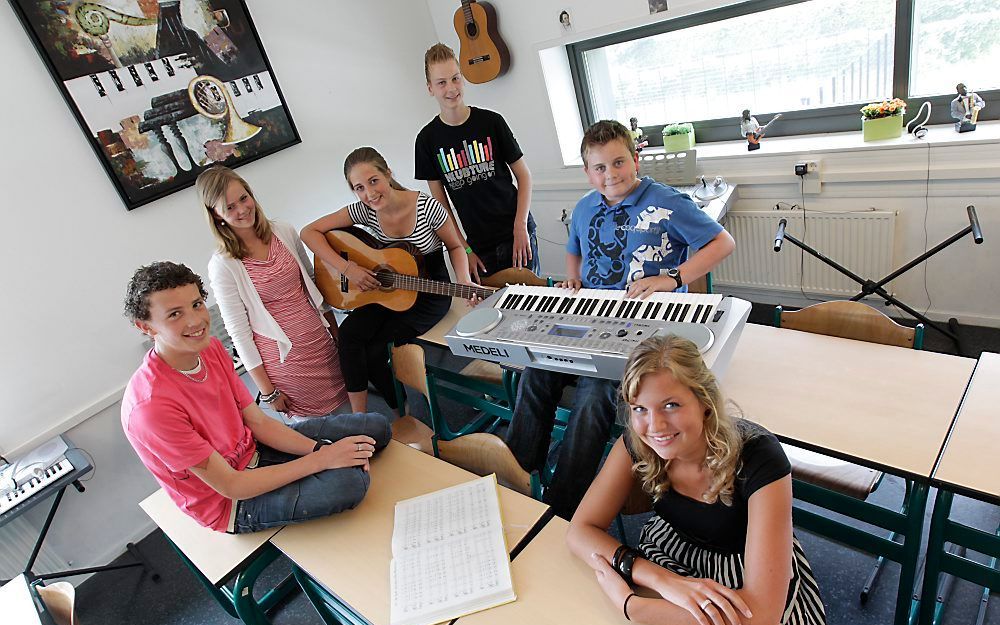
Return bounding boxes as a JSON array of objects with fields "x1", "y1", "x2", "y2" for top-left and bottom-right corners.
[
  {"x1": 630, "y1": 424, "x2": 826, "y2": 625},
  {"x1": 243, "y1": 237, "x2": 348, "y2": 417}
]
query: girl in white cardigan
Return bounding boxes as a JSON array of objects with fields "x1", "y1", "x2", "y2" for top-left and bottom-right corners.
[{"x1": 199, "y1": 167, "x2": 348, "y2": 419}]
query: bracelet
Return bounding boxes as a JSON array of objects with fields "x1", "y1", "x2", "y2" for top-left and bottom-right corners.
[
  {"x1": 312, "y1": 438, "x2": 333, "y2": 452},
  {"x1": 623, "y1": 593, "x2": 637, "y2": 621},
  {"x1": 614, "y1": 547, "x2": 640, "y2": 585},
  {"x1": 260, "y1": 388, "x2": 281, "y2": 404},
  {"x1": 464, "y1": 246, "x2": 473, "y2": 255},
  {"x1": 342, "y1": 260, "x2": 355, "y2": 275}
]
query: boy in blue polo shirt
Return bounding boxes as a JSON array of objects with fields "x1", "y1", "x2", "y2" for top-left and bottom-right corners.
[{"x1": 505, "y1": 120, "x2": 735, "y2": 520}]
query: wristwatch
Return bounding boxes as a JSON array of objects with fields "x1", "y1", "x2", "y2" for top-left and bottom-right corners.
[
  {"x1": 666, "y1": 268, "x2": 683, "y2": 291},
  {"x1": 312, "y1": 438, "x2": 333, "y2": 452}
]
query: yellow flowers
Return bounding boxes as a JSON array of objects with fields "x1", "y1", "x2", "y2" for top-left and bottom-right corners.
[{"x1": 861, "y1": 98, "x2": 907, "y2": 120}]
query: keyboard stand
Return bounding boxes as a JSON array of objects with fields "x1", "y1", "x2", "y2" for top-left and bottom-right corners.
[
  {"x1": 773, "y1": 205, "x2": 984, "y2": 356},
  {"x1": 0, "y1": 448, "x2": 160, "y2": 585}
]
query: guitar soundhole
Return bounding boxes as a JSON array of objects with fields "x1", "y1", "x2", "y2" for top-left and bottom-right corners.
[
  {"x1": 465, "y1": 23, "x2": 478, "y2": 38},
  {"x1": 374, "y1": 264, "x2": 395, "y2": 291}
]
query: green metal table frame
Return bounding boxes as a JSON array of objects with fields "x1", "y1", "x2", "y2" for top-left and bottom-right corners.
[
  {"x1": 164, "y1": 537, "x2": 298, "y2": 625},
  {"x1": 915, "y1": 490, "x2": 1000, "y2": 625}
]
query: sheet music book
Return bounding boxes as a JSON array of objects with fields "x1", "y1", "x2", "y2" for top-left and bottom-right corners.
[{"x1": 389, "y1": 474, "x2": 514, "y2": 625}]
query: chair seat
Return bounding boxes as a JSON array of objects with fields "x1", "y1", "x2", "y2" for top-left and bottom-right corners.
[
  {"x1": 459, "y1": 359, "x2": 506, "y2": 387},
  {"x1": 782, "y1": 443, "x2": 880, "y2": 500},
  {"x1": 437, "y1": 433, "x2": 533, "y2": 497},
  {"x1": 391, "y1": 415, "x2": 434, "y2": 455}
]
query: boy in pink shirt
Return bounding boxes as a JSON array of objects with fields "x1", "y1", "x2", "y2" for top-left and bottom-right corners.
[{"x1": 122, "y1": 261, "x2": 390, "y2": 532}]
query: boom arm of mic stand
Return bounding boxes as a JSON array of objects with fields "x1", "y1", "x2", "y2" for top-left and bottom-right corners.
[
  {"x1": 967, "y1": 205, "x2": 984, "y2": 244},
  {"x1": 773, "y1": 218, "x2": 787, "y2": 252}
]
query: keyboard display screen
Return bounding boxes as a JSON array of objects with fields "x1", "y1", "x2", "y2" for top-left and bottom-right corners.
[{"x1": 547, "y1": 324, "x2": 590, "y2": 338}]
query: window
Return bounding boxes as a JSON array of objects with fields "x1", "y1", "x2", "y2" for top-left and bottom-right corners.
[
  {"x1": 569, "y1": 0, "x2": 999, "y2": 145},
  {"x1": 909, "y1": 0, "x2": 1000, "y2": 96}
]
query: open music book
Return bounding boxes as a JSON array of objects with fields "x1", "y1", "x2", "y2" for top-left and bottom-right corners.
[{"x1": 389, "y1": 474, "x2": 515, "y2": 625}]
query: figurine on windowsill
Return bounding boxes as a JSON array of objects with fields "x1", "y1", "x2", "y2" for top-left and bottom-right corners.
[
  {"x1": 950, "y1": 83, "x2": 985, "y2": 133},
  {"x1": 629, "y1": 117, "x2": 649, "y2": 153},
  {"x1": 740, "y1": 109, "x2": 783, "y2": 151}
]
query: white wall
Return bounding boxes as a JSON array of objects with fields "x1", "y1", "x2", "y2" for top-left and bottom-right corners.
[
  {"x1": 0, "y1": 0, "x2": 438, "y2": 575},
  {"x1": 422, "y1": 0, "x2": 1000, "y2": 327}
]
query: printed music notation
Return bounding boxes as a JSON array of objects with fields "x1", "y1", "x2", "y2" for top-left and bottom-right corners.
[{"x1": 389, "y1": 475, "x2": 514, "y2": 625}]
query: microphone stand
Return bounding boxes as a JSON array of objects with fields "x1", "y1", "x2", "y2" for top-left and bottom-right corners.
[{"x1": 773, "y1": 205, "x2": 984, "y2": 355}]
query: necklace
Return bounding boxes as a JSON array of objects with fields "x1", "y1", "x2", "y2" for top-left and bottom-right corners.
[{"x1": 177, "y1": 356, "x2": 209, "y2": 383}]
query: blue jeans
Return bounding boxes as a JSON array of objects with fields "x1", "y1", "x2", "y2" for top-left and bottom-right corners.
[
  {"x1": 476, "y1": 227, "x2": 540, "y2": 278},
  {"x1": 505, "y1": 368, "x2": 619, "y2": 520},
  {"x1": 233, "y1": 412, "x2": 391, "y2": 533}
]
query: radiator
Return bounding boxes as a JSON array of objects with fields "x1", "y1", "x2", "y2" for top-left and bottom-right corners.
[
  {"x1": 0, "y1": 515, "x2": 71, "y2": 579},
  {"x1": 713, "y1": 210, "x2": 896, "y2": 296}
]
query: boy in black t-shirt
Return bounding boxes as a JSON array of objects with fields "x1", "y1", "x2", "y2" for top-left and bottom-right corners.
[{"x1": 415, "y1": 43, "x2": 538, "y2": 282}]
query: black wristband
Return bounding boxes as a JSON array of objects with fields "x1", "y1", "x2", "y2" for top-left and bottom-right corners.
[
  {"x1": 616, "y1": 547, "x2": 640, "y2": 585},
  {"x1": 623, "y1": 592, "x2": 637, "y2": 621},
  {"x1": 612, "y1": 544, "x2": 628, "y2": 571},
  {"x1": 312, "y1": 438, "x2": 332, "y2": 452}
]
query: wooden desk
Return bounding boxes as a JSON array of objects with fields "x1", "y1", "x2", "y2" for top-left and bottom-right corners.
[
  {"x1": 457, "y1": 516, "x2": 627, "y2": 625},
  {"x1": 418, "y1": 298, "x2": 466, "y2": 347},
  {"x1": 917, "y1": 352, "x2": 1000, "y2": 624},
  {"x1": 271, "y1": 440, "x2": 550, "y2": 625},
  {"x1": 723, "y1": 323, "x2": 976, "y2": 480},
  {"x1": 140, "y1": 489, "x2": 280, "y2": 586},
  {"x1": 931, "y1": 351, "x2": 1000, "y2": 501}
]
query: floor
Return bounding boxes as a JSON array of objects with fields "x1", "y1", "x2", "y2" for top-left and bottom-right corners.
[{"x1": 74, "y1": 304, "x2": 1000, "y2": 625}]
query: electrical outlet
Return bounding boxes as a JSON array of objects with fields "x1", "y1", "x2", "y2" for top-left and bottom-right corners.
[{"x1": 807, "y1": 160, "x2": 819, "y2": 173}]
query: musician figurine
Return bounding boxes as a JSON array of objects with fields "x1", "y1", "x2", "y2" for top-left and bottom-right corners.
[
  {"x1": 740, "y1": 108, "x2": 782, "y2": 151},
  {"x1": 629, "y1": 117, "x2": 649, "y2": 153},
  {"x1": 950, "y1": 83, "x2": 985, "y2": 133}
]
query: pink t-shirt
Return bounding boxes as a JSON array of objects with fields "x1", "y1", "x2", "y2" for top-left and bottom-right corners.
[{"x1": 122, "y1": 338, "x2": 256, "y2": 531}]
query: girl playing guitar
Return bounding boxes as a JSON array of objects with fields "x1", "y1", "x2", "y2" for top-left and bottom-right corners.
[{"x1": 301, "y1": 147, "x2": 475, "y2": 414}]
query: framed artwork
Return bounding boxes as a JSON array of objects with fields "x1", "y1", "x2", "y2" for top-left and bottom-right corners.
[{"x1": 8, "y1": 0, "x2": 300, "y2": 210}]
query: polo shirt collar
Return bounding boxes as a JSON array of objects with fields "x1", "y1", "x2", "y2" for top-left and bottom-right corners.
[{"x1": 594, "y1": 176, "x2": 654, "y2": 211}]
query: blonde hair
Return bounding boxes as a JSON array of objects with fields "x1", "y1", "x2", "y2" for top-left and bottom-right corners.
[
  {"x1": 424, "y1": 42, "x2": 458, "y2": 82},
  {"x1": 196, "y1": 166, "x2": 272, "y2": 259},
  {"x1": 343, "y1": 147, "x2": 407, "y2": 192},
  {"x1": 581, "y1": 119, "x2": 637, "y2": 167},
  {"x1": 620, "y1": 335, "x2": 744, "y2": 506}
]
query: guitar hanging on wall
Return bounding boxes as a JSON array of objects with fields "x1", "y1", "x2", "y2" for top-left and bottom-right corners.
[{"x1": 453, "y1": 0, "x2": 510, "y2": 84}]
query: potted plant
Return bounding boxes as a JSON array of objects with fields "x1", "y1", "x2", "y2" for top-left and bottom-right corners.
[
  {"x1": 661, "y1": 122, "x2": 695, "y2": 152},
  {"x1": 860, "y1": 98, "x2": 906, "y2": 141}
]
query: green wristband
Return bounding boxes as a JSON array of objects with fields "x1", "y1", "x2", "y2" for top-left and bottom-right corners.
[{"x1": 465, "y1": 246, "x2": 473, "y2": 255}]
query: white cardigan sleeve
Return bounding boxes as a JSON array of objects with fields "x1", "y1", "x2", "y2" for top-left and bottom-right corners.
[{"x1": 207, "y1": 254, "x2": 265, "y2": 371}]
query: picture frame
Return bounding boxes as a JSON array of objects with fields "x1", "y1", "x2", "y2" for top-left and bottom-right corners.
[{"x1": 8, "y1": 0, "x2": 300, "y2": 210}]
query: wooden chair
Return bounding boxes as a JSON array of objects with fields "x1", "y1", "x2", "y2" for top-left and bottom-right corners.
[
  {"x1": 774, "y1": 300, "x2": 923, "y2": 603},
  {"x1": 35, "y1": 581, "x2": 76, "y2": 625},
  {"x1": 389, "y1": 343, "x2": 541, "y2": 499}
]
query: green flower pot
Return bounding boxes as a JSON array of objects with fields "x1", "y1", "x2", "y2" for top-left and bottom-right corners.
[
  {"x1": 862, "y1": 115, "x2": 903, "y2": 142},
  {"x1": 661, "y1": 124, "x2": 695, "y2": 152}
]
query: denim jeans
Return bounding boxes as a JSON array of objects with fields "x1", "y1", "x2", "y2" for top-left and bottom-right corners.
[
  {"x1": 505, "y1": 368, "x2": 619, "y2": 520},
  {"x1": 233, "y1": 411, "x2": 392, "y2": 533},
  {"x1": 476, "y1": 227, "x2": 540, "y2": 278}
]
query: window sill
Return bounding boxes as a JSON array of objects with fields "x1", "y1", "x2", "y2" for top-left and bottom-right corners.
[{"x1": 645, "y1": 120, "x2": 1000, "y2": 161}]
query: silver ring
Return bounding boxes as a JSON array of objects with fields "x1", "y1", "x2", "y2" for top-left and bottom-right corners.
[
  {"x1": 699, "y1": 599, "x2": 712, "y2": 611},
  {"x1": 357, "y1": 443, "x2": 362, "y2": 452}
]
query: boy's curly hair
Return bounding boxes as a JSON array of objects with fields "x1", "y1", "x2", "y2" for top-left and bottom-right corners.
[{"x1": 124, "y1": 261, "x2": 207, "y2": 322}]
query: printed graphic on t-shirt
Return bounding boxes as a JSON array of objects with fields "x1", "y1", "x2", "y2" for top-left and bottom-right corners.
[
  {"x1": 585, "y1": 206, "x2": 675, "y2": 286},
  {"x1": 436, "y1": 136, "x2": 496, "y2": 190}
]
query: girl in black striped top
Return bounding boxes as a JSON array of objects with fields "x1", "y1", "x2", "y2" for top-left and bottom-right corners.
[
  {"x1": 302, "y1": 147, "x2": 473, "y2": 414},
  {"x1": 567, "y1": 335, "x2": 825, "y2": 625}
]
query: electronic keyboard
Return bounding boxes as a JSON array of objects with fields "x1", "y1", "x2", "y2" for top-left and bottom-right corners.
[{"x1": 445, "y1": 285, "x2": 751, "y2": 380}]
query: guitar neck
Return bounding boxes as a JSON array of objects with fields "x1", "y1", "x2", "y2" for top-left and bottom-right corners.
[
  {"x1": 461, "y1": 0, "x2": 474, "y2": 24},
  {"x1": 380, "y1": 271, "x2": 495, "y2": 300}
]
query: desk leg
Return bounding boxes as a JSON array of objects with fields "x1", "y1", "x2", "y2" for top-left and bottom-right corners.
[
  {"x1": 917, "y1": 490, "x2": 952, "y2": 625},
  {"x1": 897, "y1": 482, "x2": 929, "y2": 625}
]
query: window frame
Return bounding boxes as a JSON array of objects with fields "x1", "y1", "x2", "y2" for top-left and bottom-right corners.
[{"x1": 567, "y1": 0, "x2": 998, "y2": 146}]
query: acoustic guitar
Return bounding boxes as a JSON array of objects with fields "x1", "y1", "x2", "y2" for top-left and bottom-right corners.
[
  {"x1": 453, "y1": 0, "x2": 510, "y2": 84},
  {"x1": 313, "y1": 227, "x2": 496, "y2": 311},
  {"x1": 747, "y1": 113, "x2": 783, "y2": 145}
]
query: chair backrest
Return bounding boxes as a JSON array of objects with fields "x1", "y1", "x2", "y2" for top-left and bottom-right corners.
[
  {"x1": 36, "y1": 582, "x2": 76, "y2": 625},
  {"x1": 620, "y1": 476, "x2": 654, "y2": 516},
  {"x1": 481, "y1": 267, "x2": 549, "y2": 288},
  {"x1": 776, "y1": 301, "x2": 922, "y2": 349},
  {"x1": 437, "y1": 433, "x2": 534, "y2": 497},
  {"x1": 390, "y1": 343, "x2": 429, "y2": 399}
]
